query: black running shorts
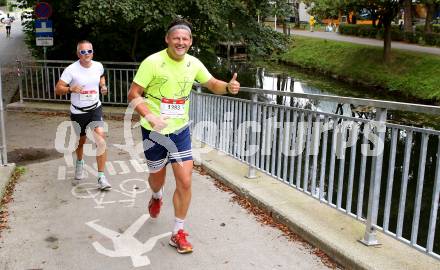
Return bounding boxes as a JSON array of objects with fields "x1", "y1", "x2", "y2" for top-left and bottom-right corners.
[{"x1": 70, "y1": 105, "x2": 104, "y2": 136}]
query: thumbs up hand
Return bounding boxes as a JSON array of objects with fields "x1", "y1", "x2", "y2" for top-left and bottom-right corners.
[{"x1": 226, "y1": 73, "x2": 240, "y2": 95}]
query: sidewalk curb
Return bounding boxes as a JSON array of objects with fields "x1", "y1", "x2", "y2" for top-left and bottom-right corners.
[
  {"x1": 194, "y1": 154, "x2": 366, "y2": 270},
  {"x1": 0, "y1": 163, "x2": 16, "y2": 205},
  {"x1": 6, "y1": 102, "x2": 139, "y2": 120}
]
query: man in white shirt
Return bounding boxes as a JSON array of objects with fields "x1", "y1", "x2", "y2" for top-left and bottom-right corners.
[
  {"x1": 55, "y1": 40, "x2": 111, "y2": 190},
  {"x1": 3, "y1": 14, "x2": 12, "y2": 38}
]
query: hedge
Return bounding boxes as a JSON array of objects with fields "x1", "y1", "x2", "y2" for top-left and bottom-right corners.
[{"x1": 339, "y1": 23, "x2": 440, "y2": 47}]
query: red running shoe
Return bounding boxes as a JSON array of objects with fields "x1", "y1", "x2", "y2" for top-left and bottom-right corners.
[
  {"x1": 169, "y1": 229, "x2": 193, "y2": 254},
  {"x1": 148, "y1": 197, "x2": 162, "y2": 218}
]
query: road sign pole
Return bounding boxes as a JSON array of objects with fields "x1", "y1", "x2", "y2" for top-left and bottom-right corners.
[
  {"x1": 43, "y1": 46, "x2": 49, "y2": 93},
  {"x1": 34, "y1": 2, "x2": 53, "y2": 93}
]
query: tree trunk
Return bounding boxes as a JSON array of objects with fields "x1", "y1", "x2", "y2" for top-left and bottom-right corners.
[
  {"x1": 130, "y1": 27, "x2": 139, "y2": 62},
  {"x1": 371, "y1": 11, "x2": 378, "y2": 27},
  {"x1": 352, "y1": 12, "x2": 357, "y2": 24},
  {"x1": 425, "y1": 3, "x2": 435, "y2": 33},
  {"x1": 403, "y1": 0, "x2": 413, "y2": 32},
  {"x1": 294, "y1": 1, "x2": 300, "y2": 28},
  {"x1": 383, "y1": 19, "x2": 392, "y2": 63},
  {"x1": 377, "y1": 15, "x2": 383, "y2": 28}
]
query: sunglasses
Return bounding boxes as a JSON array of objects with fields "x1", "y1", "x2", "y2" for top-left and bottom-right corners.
[{"x1": 79, "y1": 49, "x2": 94, "y2": 55}]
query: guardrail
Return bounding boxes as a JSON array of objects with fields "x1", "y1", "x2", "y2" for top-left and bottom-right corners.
[
  {"x1": 189, "y1": 86, "x2": 440, "y2": 260},
  {"x1": 17, "y1": 60, "x2": 440, "y2": 259}
]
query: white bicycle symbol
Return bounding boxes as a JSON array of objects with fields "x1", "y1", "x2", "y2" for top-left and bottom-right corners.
[{"x1": 71, "y1": 178, "x2": 149, "y2": 208}]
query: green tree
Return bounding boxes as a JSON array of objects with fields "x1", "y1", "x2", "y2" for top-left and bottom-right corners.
[
  {"x1": 17, "y1": 0, "x2": 290, "y2": 62},
  {"x1": 421, "y1": 0, "x2": 440, "y2": 33},
  {"x1": 305, "y1": 0, "x2": 403, "y2": 64},
  {"x1": 74, "y1": 0, "x2": 180, "y2": 61},
  {"x1": 402, "y1": 0, "x2": 413, "y2": 32},
  {"x1": 17, "y1": 0, "x2": 95, "y2": 60}
]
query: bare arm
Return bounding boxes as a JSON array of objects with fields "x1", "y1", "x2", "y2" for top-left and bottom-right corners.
[
  {"x1": 55, "y1": 80, "x2": 70, "y2": 96},
  {"x1": 202, "y1": 73, "x2": 240, "y2": 95},
  {"x1": 127, "y1": 82, "x2": 168, "y2": 132},
  {"x1": 55, "y1": 80, "x2": 83, "y2": 96},
  {"x1": 99, "y1": 75, "x2": 107, "y2": 95}
]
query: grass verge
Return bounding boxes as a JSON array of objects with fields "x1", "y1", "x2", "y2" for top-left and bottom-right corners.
[{"x1": 279, "y1": 36, "x2": 440, "y2": 101}]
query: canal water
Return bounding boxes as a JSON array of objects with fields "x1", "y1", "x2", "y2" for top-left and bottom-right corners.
[{"x1": 205, "y1": 59, "x2": 440, "y2": 256}]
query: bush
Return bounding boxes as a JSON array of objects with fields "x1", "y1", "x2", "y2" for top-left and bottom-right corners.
[
  {"x1": 415, "y1": 24, "x2": 440, "y2": 34},
  {"x1": 423, "y1": 32, "x2": 440, "y2": 46},
  {"x1": 404, "y1": 31, "x2": 420, "y2": 43},
  {"x1": 338, "y1": 24, "x2": 358, "y2": 35},
  {"x1": 339, "y1": 24, "x2": 373, "y2": 36},
  {"x1": 0, "y1": 0, "x2": 6, "y2": 6},
  {"x1": 415, "y1": 24, "x2": 425, "y2": 33},
  {"x1": 340, "y1": 23, "x2": 438, "y2": 46},
  {"x1": 358, "y1": 25, "x2": 378, "y2": 38}
]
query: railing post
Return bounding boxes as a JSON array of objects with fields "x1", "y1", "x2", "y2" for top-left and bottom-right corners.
[
  {"x1": 246, "y1": 92, "x2": 258, "y2": 179},
  {"x1": 195, "y1": 85, "x2": 206, "y2": 148},
  {"x1": 360, "y1": 107, "x2": 387, "y2": 246},
  {"x1": 16, "y1": 59, "x2": 23, "y2": 103},
  {"x1": 44, "y1": 57, "x2": 50, "y2": 95},
  {"x1": 0, "y1": 66, "x2": 8, "y2": 165}
]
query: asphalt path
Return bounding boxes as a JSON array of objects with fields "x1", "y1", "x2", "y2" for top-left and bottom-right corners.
[
  {"x1": 1, "y1": 15, "x2": 32, "y2": 104},
  {"x1": 0, "y1": 15, "x2": 29, "y2": 66},
  {"x1": 0, "y1": 111, "x2": 332, "y2": 270}
]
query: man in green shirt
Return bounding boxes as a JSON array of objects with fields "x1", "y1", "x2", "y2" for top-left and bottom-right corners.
[{"x1": 128, "y1": 18, "x2": 240, "y2": 254}]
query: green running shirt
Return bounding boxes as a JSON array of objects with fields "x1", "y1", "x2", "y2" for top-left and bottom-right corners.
[{"x1": 133, "y1": 49, "x2": 212, "y2": 134}]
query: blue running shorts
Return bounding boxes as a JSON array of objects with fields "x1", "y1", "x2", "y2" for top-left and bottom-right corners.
[{"x1": 141, "y1": 126, "x2": 193, "y2": 172}]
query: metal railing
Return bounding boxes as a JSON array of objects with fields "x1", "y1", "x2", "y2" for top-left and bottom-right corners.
[
  {"x1": 189, "y1": 86, "x2": 440, "y2": 260},
  {"x1": 17, "y1": 60, "x2": 139, "y2": 105},
  {"x1": 17, "y1": 60, "x2": 440, "y2": 259},
  {"x1": 0, "y1": 66, "x2": 8, "y2": 165}
]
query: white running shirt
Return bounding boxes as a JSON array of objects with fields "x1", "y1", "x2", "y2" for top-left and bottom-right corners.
[
  {"x1": 4, "y1": 18, "x2": 12, "y2": 26},
  {"x1": 59, "y1": 60, "x2": 104, "y2": 114}
]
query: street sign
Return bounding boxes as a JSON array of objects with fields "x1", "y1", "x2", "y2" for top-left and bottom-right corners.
[
  {"x1": 36, "y1": 37, "x2": 53, "y2": 46},
  {"x1": 35, "y1": 2, "x2": 52, "y2": 19},
  {"x1": 35, "y1": 19, "x2": 53, "y2": 46},
  {"x1": 35, "y1": 19, "x2": 53, "y2": 37}
]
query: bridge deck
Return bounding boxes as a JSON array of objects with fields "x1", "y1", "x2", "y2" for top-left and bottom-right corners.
[{"x1": 1, "y1": 102, "x2": 439, "y2": 269}]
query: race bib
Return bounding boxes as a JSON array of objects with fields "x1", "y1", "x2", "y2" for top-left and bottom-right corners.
[
  {"x1": 160, "y1": 98, "x2": 186, "y2": 118},
  {"x1": 80, "y1": 90, "x2": 98, "y2": 101}
]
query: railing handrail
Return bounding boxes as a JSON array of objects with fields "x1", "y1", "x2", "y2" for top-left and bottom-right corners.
[
  {"x1": 18, "y1": 60, "x2": 440, "y2": 115},
  {"x1": 239, "y1": 87, "x2": 440, "y2": 115},
  {"x1": 20, "y1": 59, "x2": 141, "y2": 66}
]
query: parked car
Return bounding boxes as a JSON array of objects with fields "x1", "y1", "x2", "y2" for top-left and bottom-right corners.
[{"x1": 0, "y1": 10, "x2": 7, "y2": 23}]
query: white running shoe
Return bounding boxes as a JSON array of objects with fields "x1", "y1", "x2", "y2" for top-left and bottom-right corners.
[
  {"x1": 74, "y1": 161, "x2": 84, "y2": 180},
  {"x1": 98, "y1": 175, "x2": 112, "y2": 190}
]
